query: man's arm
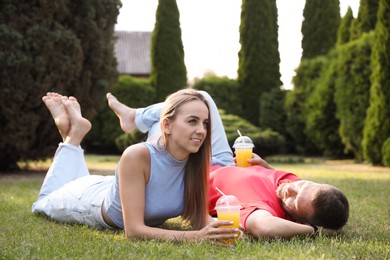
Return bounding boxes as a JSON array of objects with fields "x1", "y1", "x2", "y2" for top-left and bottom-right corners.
[{"x1": 245, "y1": 210, "x2": 317, "y2": 238}]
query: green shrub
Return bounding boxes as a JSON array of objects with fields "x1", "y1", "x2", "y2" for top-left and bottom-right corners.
[
  {"x1": 334, "y1": 32, "x2": 373, "y2": 161},
  {"x1": 193, "y1": 75, "x2": 241, "y2": 116},
  {"x1": 362, "y1": 0, "x2": 390, "y2": 165},
  {"x1": 221, "y1": 110, "x2": 285, "y2": 157},
  {"x1": 381, "y1": 138, "x2": 390, "y2": 167},
  {"x1": 115, "y1": 132, "x2": 148, "y2": 152}
]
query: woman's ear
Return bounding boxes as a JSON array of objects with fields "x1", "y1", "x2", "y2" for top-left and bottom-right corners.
[{"x1": 162, "y1": 118, "x2": 172, "y2": 134}]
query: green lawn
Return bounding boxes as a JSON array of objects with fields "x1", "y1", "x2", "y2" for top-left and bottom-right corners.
[{"x1": 1, "y1": 155, "x2": 389, "y2": 259}]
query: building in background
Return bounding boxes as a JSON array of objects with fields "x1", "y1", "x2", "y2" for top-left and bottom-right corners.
[{"x1": 114, "y1": 31, "x2": 151, "y2": 77}]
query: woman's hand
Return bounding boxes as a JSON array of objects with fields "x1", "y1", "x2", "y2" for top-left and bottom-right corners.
[{"x1": 197, "y1": 220, "x2": 241, "y2": 244}]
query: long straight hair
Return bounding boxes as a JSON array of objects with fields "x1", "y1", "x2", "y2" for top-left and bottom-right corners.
[{"x1": 159, "y1": 88, "x2": 212, "y2": 230}]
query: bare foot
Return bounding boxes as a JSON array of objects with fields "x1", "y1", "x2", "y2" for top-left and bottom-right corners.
[
  {"x1": 106, "y1": 93, "x2": 137, "y2": 133},
  {"x1": 42, "y1": 92, "x2": 70, "y2": 141},
  {"x1": 63, "y1": 96, "x2": 92, "y2": 146}
]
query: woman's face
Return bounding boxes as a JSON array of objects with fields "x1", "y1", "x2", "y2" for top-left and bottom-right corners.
[{"x1": 163, "y1": 100, "x2": 209, "y2": 160}]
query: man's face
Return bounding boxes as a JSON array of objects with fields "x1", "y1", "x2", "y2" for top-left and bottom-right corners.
[{"x1": 276, "y1": 180, "x2": 328, "y2": 224}]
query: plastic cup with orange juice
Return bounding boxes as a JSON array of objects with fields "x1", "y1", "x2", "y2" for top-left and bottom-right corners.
[
  {"x1": 233, "y1": 135, "x2": 254, "y2": 167},
  {"x1": 215, "y1": 194, "x2": 241, "y2": 244}
]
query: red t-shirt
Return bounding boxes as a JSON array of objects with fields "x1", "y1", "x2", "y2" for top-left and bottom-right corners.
[{"x1": 208, "y1": 165, "x2": 300, "y2": 229}]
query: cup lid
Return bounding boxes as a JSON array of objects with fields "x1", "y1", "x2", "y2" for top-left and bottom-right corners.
[
  {"x1": 233, "y1": 136, "x2": 254, "y2": 148},
  {"x1": 215, "y1": 195, "x2": 241, "y2": 210}
]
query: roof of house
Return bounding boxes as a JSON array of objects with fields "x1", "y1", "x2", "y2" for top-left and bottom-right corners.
[{"x1": 114, "y1": 31, "x2": 152, "y2": 75}]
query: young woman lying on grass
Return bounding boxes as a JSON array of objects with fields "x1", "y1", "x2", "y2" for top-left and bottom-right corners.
[
  {"x1": 108, "y1": 89, "x2": 349, "y2": 239},
  {"x1": 33, "y1": 89, "x2": 239, "y2": 243}
]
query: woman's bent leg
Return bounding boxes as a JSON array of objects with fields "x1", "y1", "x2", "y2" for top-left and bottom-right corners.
[
  {"x1": 135, "y1": 103, "x2": 164, "y2": 141},
  {"x1": 33, "y1": 175, "x2": 114, "y2": 229},
  {"x1": 34, "y1": 143, "x2": 90, "y2": 203}
]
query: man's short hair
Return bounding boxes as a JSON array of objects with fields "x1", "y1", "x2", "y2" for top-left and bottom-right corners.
[{"x1": 311, "y1": 186, "x2": 349, "y2": 229}]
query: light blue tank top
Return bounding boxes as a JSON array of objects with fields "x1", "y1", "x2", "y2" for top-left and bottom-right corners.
[{"x1": 103, "y1": 141, "x2": 187, "y2": 229}]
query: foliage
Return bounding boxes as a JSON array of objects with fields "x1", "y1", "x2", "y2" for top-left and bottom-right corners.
[
  {"x1": 220, "y1": 110, "x2": 285, "y2": 157},
  {"x1": 192, "y1": 75, "x2": 241, "y2": 116},
  {"x1": 382, "y1": 138, "x2": 390, "y2": 167},
  {"x1": 150, "y1": 0, "x2": 187, "y2": 102},
  {"x1": 237, "y1": 0, "x2": 281, "y2": 125},
  {"x1": 304, "y1": 51, "x2": 344, "y2": 158},
  {"x1": 301, "y1": 0, "x2": 340, "y2": 59},
  {"x1": 115, "y1": 131, "x2": 148, "y2": 152},
  {"x1": 86, "y1": 75, "x2": 154, "y2": 153},
  {"x1": 286, "y1": 57, "x2": 326, "y2": 155},
  {"x1": 356, "y1": 0, "x2": 379, "y2": 33},
  {"x1": 259, "y1": 88, "x2": 288, "y2": 138},
  {"x1": 337, "y1": 7, "x2": 354, "y2": 45},
  {"x1": 362, "y1": 0, "x2": 390, "y2": 165},
  {"x1": 0, "y1": 0, "x2": 120, "y2": 172},
  {"x1": 1, "y1": 160, "x2": 390, "y2": 258},
  {"x1": 334, "y1": 33, "x2": 374, "y2": 161}
]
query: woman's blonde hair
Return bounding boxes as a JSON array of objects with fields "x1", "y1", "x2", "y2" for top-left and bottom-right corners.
[{"x1": 159, "y1": 88, "x2": 211, "y2": 230}]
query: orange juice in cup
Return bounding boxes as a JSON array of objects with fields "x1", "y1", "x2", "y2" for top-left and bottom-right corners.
[
  {"x1": 215, "y1": 195, "x2": 241, "y2": 244},
  {"x1": 233, "y1": 136, "x2": 254, "y2": 167}
]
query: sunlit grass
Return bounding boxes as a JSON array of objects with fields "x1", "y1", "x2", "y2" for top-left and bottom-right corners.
[{"x1": 2, "y1": 155, "x2": 389, "y2": 259}]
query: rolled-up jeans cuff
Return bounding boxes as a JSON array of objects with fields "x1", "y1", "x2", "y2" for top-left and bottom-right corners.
[{"x1": 135, "y1": 108, "x2": 150, "y2": 133}]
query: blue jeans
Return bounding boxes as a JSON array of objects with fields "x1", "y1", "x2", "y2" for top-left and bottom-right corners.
[{"x1": 32, "y1": 143, "x2": 114, "y2": 229}]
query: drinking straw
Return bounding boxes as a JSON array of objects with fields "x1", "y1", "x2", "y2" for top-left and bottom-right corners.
[
  {"x1": 237, "y1": 129, "x2": 246, "y2": 144},
  {"x1": 215, "y1": 187, "x2": 230, "y2": 206},
  {"x1": 216, "y1": 187, "x2": 226, "y2": 196}
]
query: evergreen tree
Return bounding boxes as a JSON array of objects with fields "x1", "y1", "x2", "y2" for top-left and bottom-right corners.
[
  {"x1": 362, "y1": 0, "x2": 390, "y2": 165},
  {"x1": 301, "y1": 0, "x2": 341, "y2": 59},
  {"x1": 259, "y1": 88, "x2": 287, "y2": 137},
  {"x1": 65, "y1": 0, "x2": 120, "y2": 115},
  {"x1": 337, "y1": 7, "x2": 354, "y2": 45},
  {"x1": 0, "y1": 0, "x2": 119, "y2": 171},
  {"x1": 350, "y1": 0, "x2": 379, "y2": 40},
  {"x1": 356, "y1": 0, "x2": 379, "y2": 33},
  {"x1": 150, "y1": 0, "x2": 187, "y2": 101},
  {"x1": 304, "y1": 51, "x2": 344, "y2": 158},
  {"x1": 237, "y1": 0, "x2": 281, "y2": 125},
  {"x1": 334, "y1": 33, "x2": 374, "y2": 161},
  {"x1": 285, "y1": 58, "x2": 325, "y2": 155}
]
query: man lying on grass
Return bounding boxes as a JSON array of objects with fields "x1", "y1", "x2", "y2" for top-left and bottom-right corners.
[{"x1": 108, "y1": 89, "x2": 350, "y2": 239}]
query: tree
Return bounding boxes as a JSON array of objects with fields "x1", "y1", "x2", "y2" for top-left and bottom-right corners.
[
  {"x1": 356, "y1": 0, "x2": 379, "y2": 33},
  {"x1": 301, "y1": 0, "x2": 340, "y2": 59},
  {"x1": 349, "y1": 0, "x2": 379, "y2": 41},
  {"x1": 362, "y1": 0, "x2": 390, "y2": 165},
  {"x1": 150, "y1": 0, "x2": 187, "y2": 102},
  {"x1": 285, "y1": 58, "x2": 326, "y2": 155},
  {"x1": 64, "y1": 0, "x2": 120, "y2": 114},
  {"x1": 334, "y1": 33, "x2": 374, "y2": 161},
  {"x1": 337, "y1": 7, "x2": 354, "y2": 45},
  {"x1": 259, "y1": 88, "x2": 287, "y2": 137},
  {"x1": 304, "y1": 51, "x2": 344, "y2": 158},
  {"x1": 237, "y1": 0, "x2": 281, "y2": 125},
  {"x1": 0, "y1": 0, "x2": 120, "y2": 171}
]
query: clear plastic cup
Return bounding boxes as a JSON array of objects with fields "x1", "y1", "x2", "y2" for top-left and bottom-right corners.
[
  {"x1": 215, "y1": 195, "x2": 241, "y2": 244},
  {"x1": 233, "y1": 136, "x2": 254, "y2": 167}
]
